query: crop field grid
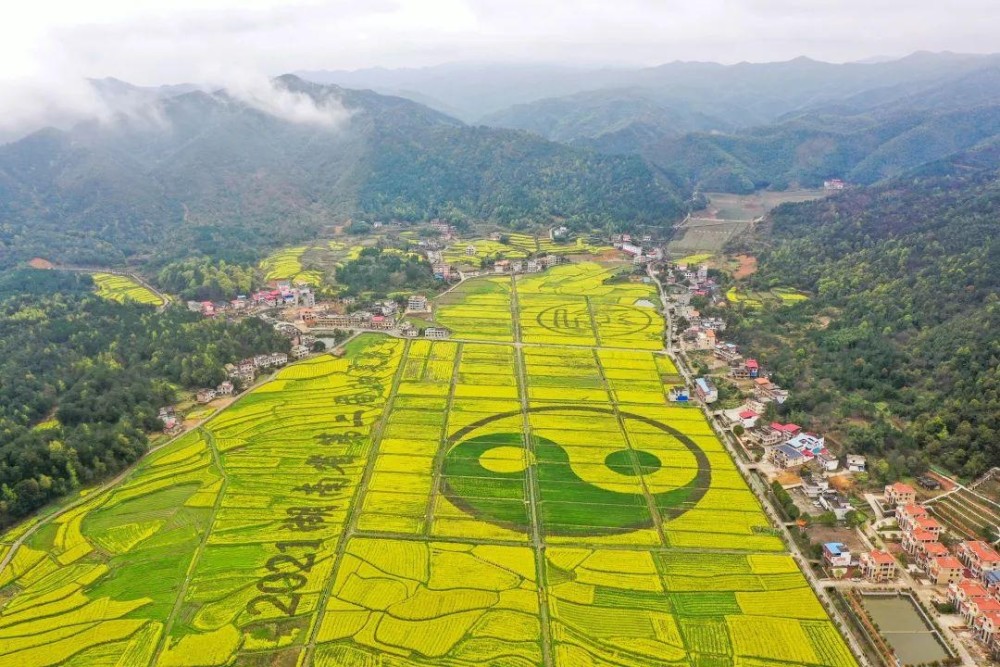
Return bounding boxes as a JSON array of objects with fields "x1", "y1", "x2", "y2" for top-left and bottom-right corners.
[{"x1": 0, "y1": 263, "x2": 855, "y2": 667}]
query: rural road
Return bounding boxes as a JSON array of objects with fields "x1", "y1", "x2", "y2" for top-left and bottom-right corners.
[{"x1": 648, "y1": 263, "x2": 875, "y2": 667}]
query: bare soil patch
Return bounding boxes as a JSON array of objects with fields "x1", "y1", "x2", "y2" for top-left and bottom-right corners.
[{"x1": 28, "y1": 257, "x2": 54, "y2": 269}]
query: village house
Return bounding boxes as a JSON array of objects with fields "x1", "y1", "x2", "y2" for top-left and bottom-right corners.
[
  {"x1": 897, "y1": 504, "x2": 929, "y2": 532},
  {"x1": 196, "y1": 388, "x2": 217, "y2": 404},
  {"x1": 667, "y1": 386, "x2": 690, "y2": 402},
  {"x1": 291, "y1": 344, "x2": 309, "y2": 360},
  {"x1": 822, "y1": 542, "x2": 852, "y2": 568},
  {"x1": 772, "y1": 444, "x2": 807, "y2": 469},
  {"x1": 824, "y1": 179, "x2": 846, "y2": 190},
  {"x1": 713, "y1": 343, "x2": 742, "y2": 363},
  {"x1": 425, "y1": 327, "x2": 450, "y2": 340},
  {"x1": 973, "y1": 610, "x2": 1000, "y2": 647},
  {"x1": 986, "y1": 571, "x2": 1000, "y2": 597},
  {"x1": 860, "y1": 550, "x2": 898, "y2": 582},
  {"x1": 916, "y1": 541, "x2": 950, "y2": 569},
  {"x1": 914, "y1": 516, "x2": 944, "y2": 538},
  {"x1": 903, "y1": 529, "x2": 940, "y2": 555},
  {"x1": 883, "y1": 482, "x2": 917, "y2": 508},
  {"x1": 216, "y1": 381, "x2": 234, "y2": 396},
  {"x1": 950, "y1": 579, "x2": 990, "y2": 616},
  {"x1": 957, "y1": 541, "x2": 1000, "y2": 580},
  {"x1": 964, "y1": 594, "x2": 1000, "y2": 626},
  {"x1": 928, "y1": 555, "x2": 965, "y2": 585},
  {"x1": 407, "y1": 295, "x2": 429, "y2": 312},
  {"x1": 846, "y1": 454, "x2": 867, "y2": 473},
  {"x1": 432, "y1": 263, "x2": 451, "y2": 280},
  {"x1": 731, "y1": 358, "x2": 760, "y2": 379},
  {"x1": 802, "y1": 479, "x2": 831, "y2": 499},
  {"x1": 369, "y1": 315, "x2": 393, "y2": 330},
  {"x1": 747, "y1": 425, "x2": 788, "y2": 447},
  {"x1": 694, "y1": 377, "x2": 717, "y2": 404},
  {"x1": 819, "y1": 492, "x2": 852, "y2": 521},
  {"x1": 753, "y1": 377, "x2": 789, "y2": 403},
  {"x1": 525, "y1": 259, "x2": 541, "y2": 273},
  {"x1": 494, "y1": 259, "x2": 511, "y2": 274}
]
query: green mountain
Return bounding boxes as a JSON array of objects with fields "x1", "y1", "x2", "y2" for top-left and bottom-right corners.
[
  {"x1": 726, "y1": 159, "x2": 1000, "y2": 479},
  {"x1": 0, "y1": 75, "x2": 684, "y2": 269}
]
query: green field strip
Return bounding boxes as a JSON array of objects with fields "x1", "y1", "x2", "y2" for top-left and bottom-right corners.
[
  {"x1": 300, "y1": 340, "x2": 413, "y2": 664},
  {"x1": 149, "y1": 427, "x2": 228, "y2": 664},
  {"x1": 584, "y1": 296, "x2": 602, "y2": 348},
  {"x1": 423, "y1": 343, "x2": 464, "y2": 536},
  {"x1": 591, "y1": 350, "x2": 670, "y2": 548},
  {"x1": 513, "y1": 344, "x2": 554, "y2": 667}
]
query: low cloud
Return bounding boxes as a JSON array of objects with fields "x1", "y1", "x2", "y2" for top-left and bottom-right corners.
[{"x1": 222, "y1": 74, "x2": 352, "y2": 128}]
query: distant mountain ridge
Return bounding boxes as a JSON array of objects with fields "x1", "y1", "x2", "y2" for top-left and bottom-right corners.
[{"x1": 0, "y1": 75, "x2": 685, "y2": 269}]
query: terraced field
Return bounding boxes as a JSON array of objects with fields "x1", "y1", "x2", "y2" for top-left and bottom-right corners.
[
  {"x1": 0, "y1": 262, "x2": 855, "y2": 666},
  {"x1": 92, "y1": 273, "x2": 164, "y2": 306}
]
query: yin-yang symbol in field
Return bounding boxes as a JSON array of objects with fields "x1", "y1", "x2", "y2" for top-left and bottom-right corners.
[{"x1": 441, "y1": 406, "x2": 710, "y2": 536}]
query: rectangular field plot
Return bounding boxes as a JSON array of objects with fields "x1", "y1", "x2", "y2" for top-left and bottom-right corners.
[
  {"x1": 0, "y1": 276, "x2": 857, "y2": 666},
  {"x1": 435, "y1": 278, "x2": 514, "y2": 342}
]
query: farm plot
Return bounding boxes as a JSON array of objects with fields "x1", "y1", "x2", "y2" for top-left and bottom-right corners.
[
  {"x1": 441, "y1": 238, "x2": 532, "y2": 268},
  {"x1": 0, "y1": 335, "x2": 405, "y2": 667},
  {"x1": 928, "y1": 488, "x2": 1000, "y2": 539},
  {"x1": 516, "y1": 263, "x2": 664, "y2": 349},
  {"x1": 0, "y1": 267, "x2": 856, "y2": 667},
  {"x1": 434, "y1": 277, "x2": 514, "y2": 342},
  {"x1": 260, "y1": 245, "x2": 324, "y2": 285},
  {"x1": 92, "y1": 273, "x2": 163, "y2": 305},
  {"x1": 727, "y1": 286, "x2": 809, "y2": 309}
]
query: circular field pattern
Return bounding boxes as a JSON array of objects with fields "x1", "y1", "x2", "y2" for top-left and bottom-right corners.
[
  {"x1": 441, "y1": 406, "x2": 711, "y2": 536},
  {"x1": 534, "y1": 303, "x2": 654, "y2": 337}
]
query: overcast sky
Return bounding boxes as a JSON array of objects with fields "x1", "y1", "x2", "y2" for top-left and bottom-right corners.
[
  {"x1": 3, "y1": 0, "x2": 999, "y2": 85},
  {"x1": 0, "y1": 0, "x2": 997, "y2": 139}
]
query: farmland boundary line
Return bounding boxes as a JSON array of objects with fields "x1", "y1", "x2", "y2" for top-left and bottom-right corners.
[
  {"x1": 423, "y1": 342, "x2": 464, "y2": 536},
  {"x1": 511, "y1": 276, "x2": 555, "y2": 667},
  {"x1": 149, "y1": 427, "x2": 229, "y2": 665},
  {"x1": 300, "y1": 339, "x2": 411, "y2": 664}
]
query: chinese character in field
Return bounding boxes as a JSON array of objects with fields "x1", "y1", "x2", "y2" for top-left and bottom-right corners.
[
  {"x1": 281, "y1": 506, "x2": 338, "y2": 532},
  {"x1": 334, "y1": 393, "x2": 377, "y2": 406},
  {"x1": 294, "y1": 477, "x2": 348, "y2": 497},
  {"x1": 315, "y1": 431, "x2": 361, "y2": 446},
  {"x1": 334, "y1": 410, "x2": 364, "y2": 426},
  {"x1": 305, "y1": 454, "x2": 354, "y2": 474}
]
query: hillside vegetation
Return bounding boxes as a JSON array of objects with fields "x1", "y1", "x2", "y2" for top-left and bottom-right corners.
[
  {"x1": 727, "y1": 164, "x2": 1000, "y2": 479},
  {"x1": 0, "y1": 76, "x2": 684, "y2": 271}
]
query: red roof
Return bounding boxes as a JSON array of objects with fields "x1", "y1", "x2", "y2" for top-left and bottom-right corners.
[
  {"x1": 901, "y1": 503, "x2": 928, "y2": 517},
  {"x1": 739, "y1": 410, "x2": 758, "y2": 419},
  {"x1": 964, "y1": 541, "x2": 1000, "y2": 563},
  {"x1": 911, "y1": 529, "x2": 937, "y2": 542},
  {"x1": 979, "y1": 610, "x2": 1000, "y2": 627},
  {"x1": 371, "y1": 316, "x2": 385, "y2": 322},
  {"x1": 923, "y1": 542, "x2": 950, "y2": 557},
  {"x1": 745, "y1": 359, "x2": 759, "y2": 369},
  {"x1": 934, "y1": 556, "x2": 963, "y2": 570},
  {"x1": 889, "y1": 482, "x2": 915, "y2": 494},
  {"x1": 770, "y1": 423, "x2": 801, "y2": 433},
  {"x1": 916, "y1": 517, "x2": 943, "y2": 531},
  {"x1": 959, "y1": 580, "x2": 990, "y2": 597},
  {"x1": 975, "y1": 598, "x2": 1000, "y2": 613},
  {"x1": 868, "y1": 550, "x2": 895, "y2": 565}
]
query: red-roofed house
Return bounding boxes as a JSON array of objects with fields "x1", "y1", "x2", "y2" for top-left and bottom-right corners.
[
  {"x1": 860, "y1": 550, "x2": 897, "y2": 582},
  {"x1": 965, "y1": 595, "x2": 1000, "y2": 625},
  {"x1": 914, "y1": 516, "x2": 943, "y2": 536},
  {"x1": 928, "y1": 556, "x2": 965, "y2": 585},
  {"x1": 771, "y1": 422, "x2": 802, "y2": 436},
  {"x1": 958, "y1": 541, "x2": 1000, "y2": 580},
  {"x1": 903, "y1": 529, "x2": 939, "y2": 555},
  {"x1": 950, "y1": 580, "x2": 990, "y2": 614},
  {"x1": 745, "y1": 359, "x2": 760, "y2": 378},
  {"x1": 884, "y1": 482, "x2": 916, "y2": 507},
  {"x1": 737, "y1": 409, "x2": 759, "y2": 428},
  {"x1": 917, "y1": 541, "x2": 951, "y2": 569},
  {"x1": 896, "y1": 504, "x2": 929, "y2": 532},
  {"x1": 974, "y1": 610, "x2": 1000, "y2": 646}
]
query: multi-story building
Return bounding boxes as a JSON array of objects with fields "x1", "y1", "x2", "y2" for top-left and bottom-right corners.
[
  {"x1": 883, "y1": 482, "x2": 917, "y2": 508},
  {"x1": 860, "y1": 550, "x2": 897, "y2": 582},
  {"x1": 958, "y1": 541, "x2": 1000, "y2": 580},
  {"x1": 949, "y1": 579, "x2": 990, "y2": 615},
  {"x1": 896, "y1": 503, "x2": 929, "y2": 532},
  {"x1": 928, "y1": 556, "x2": 965, "y2": 585},
  {"x1": 903, "y1": 528, "x2": 939, "y2": 555}
]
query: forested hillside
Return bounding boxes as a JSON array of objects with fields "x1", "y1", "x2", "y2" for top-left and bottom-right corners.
[
  {"x1": 726, "y1": 166, "x2": 1000, "y2": 479},
  {"x1": 0, "y1": 270, "x2": 289, "y2": 526},
  {"x1": 0, "y1": 76, "x2": 684, "y2": 271}
]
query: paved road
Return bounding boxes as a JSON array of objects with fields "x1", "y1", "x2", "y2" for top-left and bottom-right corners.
[{"x1": 648, "y1": 263, "x2": 875, "y2": 667}]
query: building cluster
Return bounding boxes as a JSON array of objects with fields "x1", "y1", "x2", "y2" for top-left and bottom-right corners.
[
  {"x1": 881, "y1": 480, "x2": 1000, "y2": 654},
  {"x1": 492, "y1": 255, "x2": 560, "y2": 275},
  {"x1": 666, "y1": 261, "x2": 723, "y2": 302},
  {"x1": 158, "y1": 406, "x2": 181, "y2": 434},
  {"x1": 219, "y1": 352, "x2": 289, "y2": 391},
  {"x1": 611, "y1": 234, "x2": 663, "y2": 265},
  {"x1": 189, "y1": 284, "x2": 316, "y2": 318}
]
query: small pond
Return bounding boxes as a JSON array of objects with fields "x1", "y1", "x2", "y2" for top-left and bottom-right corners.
[{"x1": 862, "y1": 595, "x2": 950, "y2": 666}]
